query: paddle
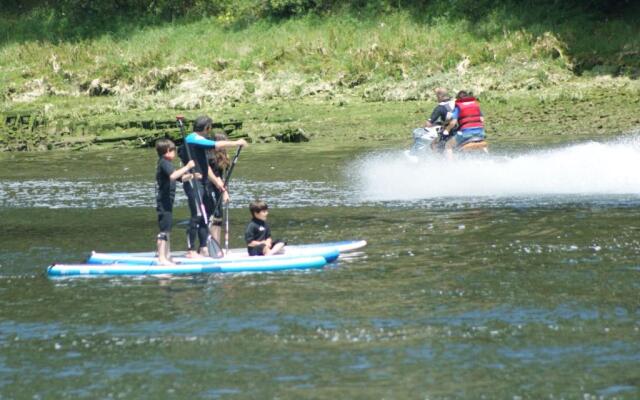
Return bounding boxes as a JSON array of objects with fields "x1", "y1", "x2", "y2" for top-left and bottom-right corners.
[
  {"x1": 224, "y1": 200, "x2": 230, "y2": 254},
  {"x1": 213, "y1": 146, "x2": 243, "y2": 253},
  {"x1": 211, "y1": 146, "x2": 243, "y2": 213},
  {"x1": 224, "y1": 146, "x2": 243, "y2": 186},
  {"x1": 176, "y1": 115, "x2": 223, "y2": 258}
]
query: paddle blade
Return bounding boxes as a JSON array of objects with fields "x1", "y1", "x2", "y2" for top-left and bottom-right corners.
[{"x1": 207, "y1": 236, "x2": 224, "y2": 259}]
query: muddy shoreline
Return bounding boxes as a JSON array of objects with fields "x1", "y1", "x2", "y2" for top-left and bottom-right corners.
[{"x1": 2, "y1": 80, "x2": 639, "y2": 152}]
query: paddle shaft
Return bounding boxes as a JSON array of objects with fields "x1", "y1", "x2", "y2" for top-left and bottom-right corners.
[
  {"x1": 212, "y1": 146, "x2": 242, "y2": 254},
  {"x1": 224, "y1": 146, "x2": 242, "y2": 187},
  {"x1": 211, "y1": 146, "x2": 243, "y2": 215},
  {"x1": 177, "y1": 117, "x2": 208, "y2": 225},
  {"x1": 224, "y1": 202, "x2": 230, "y2": 253}
]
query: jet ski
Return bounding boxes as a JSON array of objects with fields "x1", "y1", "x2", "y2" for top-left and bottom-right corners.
[{"x1": 405, "y1": 126, "x2": 488, "y2": 161}]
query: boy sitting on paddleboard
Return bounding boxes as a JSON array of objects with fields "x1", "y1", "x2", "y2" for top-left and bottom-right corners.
[
  {"x1": 245, "y1": 200, "x2": 285, "y2": 256},
  {"x1": 155, "y1": 139, "x2": 196, "y2": 265}
]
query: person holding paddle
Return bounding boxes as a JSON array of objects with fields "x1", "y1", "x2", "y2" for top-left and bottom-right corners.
[
  {"x1": 205, "y1": 132, "x2": 234, "y2": 245},
  {"x1": 154, "y1": 139, "x2": 196, "y2": 265},
  {"x1": 178, "y1": 116, "x2": 247, "y2": 258}
]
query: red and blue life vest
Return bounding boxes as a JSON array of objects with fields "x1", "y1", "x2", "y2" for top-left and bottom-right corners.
[{"x1": 455, "y1": 97, "x2": 483, "y2": 130}]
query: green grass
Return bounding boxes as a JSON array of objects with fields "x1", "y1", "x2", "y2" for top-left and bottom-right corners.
[
  {"x1": 1, "y1": 12, "x2": 570, "y2": 107},
  {"x1": 1, "y1": 6, "x2": 639, "y2": 151}
]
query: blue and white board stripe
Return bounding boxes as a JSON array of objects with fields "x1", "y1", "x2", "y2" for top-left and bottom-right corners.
[
  {"x1": 48, "y1": 255, "x2": 328, "y2": 277},
  {"x1": 88, "y1": 248, "x2": 340, "y2": 266},
  {"x1": 88, "y1": 240, "x2": 367, "y2": 262}
]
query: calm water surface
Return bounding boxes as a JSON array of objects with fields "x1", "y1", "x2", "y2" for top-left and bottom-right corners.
[{"x1": 0, "y1": 140, "x2": 639, "y2": 399}]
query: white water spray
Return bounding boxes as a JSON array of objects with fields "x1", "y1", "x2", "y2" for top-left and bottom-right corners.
[{"x1": 355, "y1": 138, "x2": 640, "y2": 201}]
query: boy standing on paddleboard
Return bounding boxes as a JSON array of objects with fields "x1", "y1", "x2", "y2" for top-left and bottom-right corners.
[
  {"x1": 155, "y1": 139, "x2": 196, "y2": 265},
  {"x1": 245, "y1": 200, "x2": 285, "y2": 256}
]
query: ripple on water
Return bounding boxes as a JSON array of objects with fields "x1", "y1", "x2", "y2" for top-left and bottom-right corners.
[{"x1": 0, "y1": 179, "x2": 352, "y2": 209}]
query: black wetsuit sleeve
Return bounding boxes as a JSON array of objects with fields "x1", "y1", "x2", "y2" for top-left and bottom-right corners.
[
  {"x1": 264, "y1": 223, "x2": 272, "y2": 240},
  {"x1": 428, "y1": 105, "x2": 447, "y2": 125},
  {"x1": 245, "y1": 222, "x2": 257, "y2": 244},
  {"x1": 156, "y1": 159, "x2": 177, "y2": 210},
  {"x1": 159, "y1": 159, "x2": 175, "y2": 177}
]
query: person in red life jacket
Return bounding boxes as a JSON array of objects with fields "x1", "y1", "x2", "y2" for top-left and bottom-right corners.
[
  {"x1": 442, "y1": 90, "x2": 485, "y2": 158},
  {"x1": 425, "y1": 87, "x2": 457, "y2": 152}
]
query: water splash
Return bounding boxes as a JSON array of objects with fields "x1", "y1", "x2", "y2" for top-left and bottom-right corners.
[
  {"x1": 4, "y1": 138, "x2": 640, "y2": 209},
  {"x1": 355, "y1": 138, "x2": 640, "y2": 201}
]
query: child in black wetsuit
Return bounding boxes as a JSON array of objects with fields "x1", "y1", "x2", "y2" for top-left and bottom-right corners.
[
  {"x1": 244, "y1": 200, "x2": 285, "y2": 256},
  {"x1": 155, "y1": 139, "x2": 195, "y2": 265}
]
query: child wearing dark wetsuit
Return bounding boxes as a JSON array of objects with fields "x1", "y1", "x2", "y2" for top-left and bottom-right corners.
[
  {"x1": 244, "y1": 200, "x2": 285, "y2": 256},
  {"x1": 155, "y1": 139, "x2": 194, "y2": 265}
]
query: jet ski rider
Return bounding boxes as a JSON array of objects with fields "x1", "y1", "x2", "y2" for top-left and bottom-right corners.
[
  {"x1": 443, "y1": 90, "x2": 485, "y2": 158},
  {"x1": 425, "y1": 87, "x2": 456, "y2": 152}
]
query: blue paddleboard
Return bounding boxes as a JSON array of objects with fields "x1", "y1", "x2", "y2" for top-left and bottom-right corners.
[
  {"x1": 48, "y1": 255, "x2": 328, "y2": 277},
  {"x1": 89, "y1": 240, "x2": 367, "y2": 263},
  {"x1": 88, "y1": 248, "x2": 340, "y2": 266}
]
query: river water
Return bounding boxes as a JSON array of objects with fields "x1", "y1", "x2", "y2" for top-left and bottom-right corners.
[{"x1": 1, "y1": 138, "x2": 639, "y2": 399}]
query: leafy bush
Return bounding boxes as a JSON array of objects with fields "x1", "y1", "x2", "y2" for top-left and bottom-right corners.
[
  {"x1": 2, "y1": 0, "x2": 638, "y2": 41},
  {"x1": 0, "y1": 0, "x2": 638, "y2": 79}
]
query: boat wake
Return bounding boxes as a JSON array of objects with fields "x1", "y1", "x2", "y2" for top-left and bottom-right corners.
[
  {"x1": 3, "y1": 137, "x2": 640, "y2": 209},
  {"x1": 354, "y1": 136, "x2": 640, "y2": 202}
]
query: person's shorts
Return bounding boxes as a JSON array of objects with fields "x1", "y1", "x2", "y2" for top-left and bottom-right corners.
[
  {"x1": 157, "y1": 210, "x2": 173, "y2": 233},
  {"x1": 455, "y1": 128, "x2": 485, "y2": 146},
  {"x1": 247, "y1": 240, "x2": 286, "y2": 256},
  {"x1": 248, "y1": 244, "x2": 266, "y2": 256}
]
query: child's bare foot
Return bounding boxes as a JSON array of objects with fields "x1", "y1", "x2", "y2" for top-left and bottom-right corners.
[
  {"x1": 185, "y1": 251, "x2": 204, "y2": 258},
  {"x1": 157, "y1": 258, "x2": 176, "y2": 266}
]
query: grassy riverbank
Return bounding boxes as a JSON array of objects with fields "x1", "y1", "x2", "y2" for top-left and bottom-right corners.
[{"x1": 1, "y1": 4, "x2": 639, "y2": 151}]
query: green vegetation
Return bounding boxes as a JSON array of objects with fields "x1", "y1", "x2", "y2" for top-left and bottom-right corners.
[{"x1": 1, "y1": 1, "x2": 639, "y2": 151}]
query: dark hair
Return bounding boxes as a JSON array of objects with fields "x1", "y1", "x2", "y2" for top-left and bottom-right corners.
[
  {"x1": 209, "y1": 133, "x2": 230, "y2": 170},
  {"x1": 249, "y1": 200, "x2": 268, "y2": 215},
  {"x1": 193, "y1": 116, "x2": 213, "y2": 133},
  {"x1": 456, "y1": 90, "x2": 471, "y2": 99},
  {"x1": 155, "y1": 138, "x2": 175, "y2": 157}
]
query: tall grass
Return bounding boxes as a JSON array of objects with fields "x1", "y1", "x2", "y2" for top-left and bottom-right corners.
[
  {"x1": 1, "y1": 4, "x2": 638, "y2": 115},
  {"x1": 0, "y1": 13, "x2": 549, "y2": 86}
]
